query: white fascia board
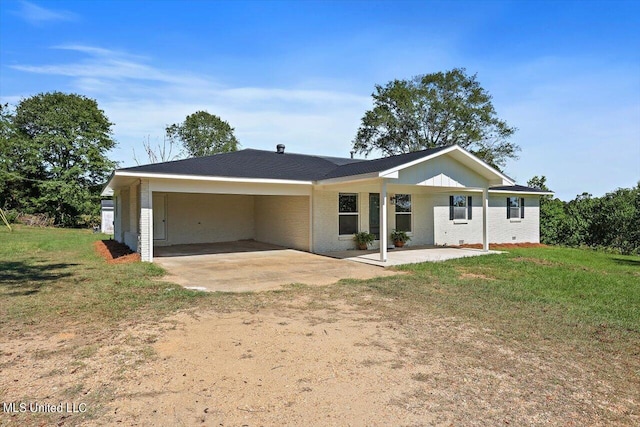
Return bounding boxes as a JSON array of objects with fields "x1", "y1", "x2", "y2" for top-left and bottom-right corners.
[
  {"x1": 100, "y1": 171, "x2": 116, "y2": 197},
  {"x1": 379, "y1": 170, "x2": 399, "y2": 179},
  {"x1": 314, "y1": 171, "x2": 381, "y2": 185},
  {"x1": 114, "y1": 171, "x2": 313, "y2": 186},
  {"x1": 378, "y1": 145, "x2": 515, "y2": 185},
  {"x1": 489, "y1": 189, "x2": 554, "y2": 196}
]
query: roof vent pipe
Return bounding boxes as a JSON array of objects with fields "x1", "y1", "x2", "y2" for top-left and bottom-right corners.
[
  {"x1": 276, "y1": 144, "x2": 285, "y2": 154},
  {"x1": 350, "y1": 151, "x2": 355, "y2": 159}
]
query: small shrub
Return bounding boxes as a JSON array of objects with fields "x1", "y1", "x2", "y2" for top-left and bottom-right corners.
[{"x1": 17, "y1": 213, "x2": 54, "y2": 227}]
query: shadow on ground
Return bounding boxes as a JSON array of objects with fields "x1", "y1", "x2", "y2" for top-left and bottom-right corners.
[
  {"x1": 612, "y1": 257, "x2": 640, "y2": 267},
  {"x1": 0, "y1": 260, "x2": 76, "y2": 296}
]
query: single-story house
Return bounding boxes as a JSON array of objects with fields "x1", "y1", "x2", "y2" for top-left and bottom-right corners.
[
  {"x1": 101, "y1": 144, "x2": 551, "y2": 263},
  {"x1": 100, "y1": 200, "x2": 114, "y2": 234}
]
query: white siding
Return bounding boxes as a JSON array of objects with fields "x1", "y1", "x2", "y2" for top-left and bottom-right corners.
[
  {"x1": 395, "y1": 155, "x2": 489, "y2": 188},
  {"x1": 254, "y1": 196, "x2": 310, "y2": 251},
  {"x1": 157, "y1": 193, "x2": 255, "y2": 246}
]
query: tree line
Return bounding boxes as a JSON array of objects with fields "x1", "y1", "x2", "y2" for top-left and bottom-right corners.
[
  {"x1": 528, "y1": 176, "x2": 640, "y2": 255},
  {"x1": 0, "y1": 93, "x2": 240, "y2": 227}
]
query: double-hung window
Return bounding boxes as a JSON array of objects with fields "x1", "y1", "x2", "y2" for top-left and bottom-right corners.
[
  {"x1": 394, "y1": 194, "x2": 412, "y2": 232},
  {"x1": 449, "y1": 195, "x2": 472, "y2": 220},
  {"x1": 338, "y1": 193, "x2": 358, "y2": 235},
  {"x1": 507, "y1": 197, "x2": 525, "y2": 219}
]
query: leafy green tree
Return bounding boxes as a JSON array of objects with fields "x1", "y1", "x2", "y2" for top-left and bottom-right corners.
[
  {"x1": 166, "y1": 111, "x2": 239, "y2": 158},
  {"x1": 353, "y1": 68, "x2": 519, "y2": 170},
  {"x1": 561, "y1": 193, "x2": 596, "y2": 247},
  {"x1": 589, "y1": 185, "x2": 639, "y2": 254},
  {"x1": 3, "y1": 92, "x2": 116, "y2": 226},
  {"x1": 527, "y1": 176, "x2": 567, "y2": 245}
]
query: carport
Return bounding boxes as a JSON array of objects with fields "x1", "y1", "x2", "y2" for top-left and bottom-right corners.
[
  {"x1": 106, "y1": 171, "x2": 314, "y2": 262},
  {"x1": 153, "y1": 240, "x2": 399, "y2": 292}
]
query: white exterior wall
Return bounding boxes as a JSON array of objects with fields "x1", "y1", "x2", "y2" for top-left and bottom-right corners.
[
  {"x1": 254, "y1": 195, "x2": 310, "y2": 251},
  {"x1": 488, "y1": 195, "x2": 540, "y2": 243},
  {"x1": 405, "y1": 193, "x2": 434, "y2": 246},
  {"x1": 432, "y1": 193, "x2": 541, "y2": 245},
  {"x1": 156, "y1": 193, "x2": 255, "y2": 246},
  {"x1": 123, "y1": 183, "x2": 139, "y2": 252},
  {"x1": 312, "y1": 188, "x2": 396, "y2": 253},
  {"x1": 433, "y1": 193, "x2": 484, "y2": 246},
  {"x1": 113, "y1": 193, "x2": 123, "y2": 242}
]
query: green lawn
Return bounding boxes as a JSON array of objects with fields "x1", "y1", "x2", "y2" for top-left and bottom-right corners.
[
  {"x1": 1, "y1": 225, "x2": 638, "y2": 347},
  {"x1": 0, "y1": 225, "x2": 204, "y2": 329}
]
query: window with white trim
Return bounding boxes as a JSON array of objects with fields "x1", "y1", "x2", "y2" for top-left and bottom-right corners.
[
  {"x1": 394, "y1": 194, "x2": 412, "y2": 232},
  {"x1": 338, "y1": 193, "x2": 358, "y2": 235},
  {"x1": 449, "y1": 195, "x2": 472, "y2": 220}
]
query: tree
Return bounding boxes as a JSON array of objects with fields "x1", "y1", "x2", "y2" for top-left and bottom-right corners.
[
  {"x1": 133, "y1": 135, "x2": 182, "y2": 165},
  {"x1": 353, "y1": 68, "x2": 519, "y2": 170},
  {"x1": 166, "y1": 111, "x2": 239, "y2": 158},
  {"x1": 2, "y1": 92, "x2": 116, "y2": 226},
  {"x1": 588, "y1": 185, "x2": 639, "y2": 254},
  {"x1": 527, "y1": 176, "x2": 567, "y2": 245}
]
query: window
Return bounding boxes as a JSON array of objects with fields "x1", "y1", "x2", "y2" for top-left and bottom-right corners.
[
  {"x1": 339, "y1": 193, "x2": 358, "y2": 235},
  {"x1": 449, "y1": 195, "x2": 472, "y2": 220},
  {"x1": 507, "y1": 197, "x2": 525, "y2": 219},
  {"x1": 395, "y1": 194, "x2": 412, "y2": 232}
]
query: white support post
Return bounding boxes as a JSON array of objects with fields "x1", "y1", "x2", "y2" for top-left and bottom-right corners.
[
  {"x1": 482, "y1": 187, "x2": 489, "y2": 252},
  {"x1": 308, "y1": 191, "x2": 314, "y2": 253},
  {"x1": 380, "y1": 180, "x2": 388, "y2": 262},
  {"x1": 140, "y1": 179, "x2": 154, "y2": 262}
]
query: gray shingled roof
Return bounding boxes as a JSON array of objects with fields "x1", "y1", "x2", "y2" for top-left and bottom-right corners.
[
  {"x1": 490, "y1": 185, "x2": 549, "y2": 193},
  {"x1": 119, "y1": 146, "x2": 451, "y2": 181},
  {"x1": 322, "y1": 146, "x2": 450, "y2": 179}
]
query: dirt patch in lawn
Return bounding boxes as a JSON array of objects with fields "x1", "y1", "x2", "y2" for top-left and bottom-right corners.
[
  {"x1": 2, "y1": 295, "x2": 637, "y2": 426},
  {"x1": 93, "y1": 240, "x2": 140, "y2": 264}
]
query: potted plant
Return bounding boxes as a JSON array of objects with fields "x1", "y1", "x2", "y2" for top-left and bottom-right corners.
[
  {"x1": 353, "y1": 231, "x2": 375, "y2": 250},
  {"x1": 391, "y1": 229, "x2": 411, "y2": 248}
]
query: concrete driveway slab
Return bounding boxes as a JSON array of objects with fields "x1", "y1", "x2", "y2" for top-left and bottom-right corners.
[{"x1": 154, "y1": 241, "x2": 399, "y2": 292}]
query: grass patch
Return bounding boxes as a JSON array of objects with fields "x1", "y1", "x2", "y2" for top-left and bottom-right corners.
[{"x1": 0, "y1": 225, "x2": 206, "y2": 332}]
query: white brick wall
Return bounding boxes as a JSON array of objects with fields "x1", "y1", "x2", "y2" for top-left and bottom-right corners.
[
  {"x1": 433, "y1": 193, "x2": 541, "y2": 245},
  {"x1": 433, "y1": 193, "x2": 484, "y2": 246},
  {"x1": 488, "y1": 196, "x2": 540, "y2": 244},
  {"x1": 255, "y1": 195, "x2": 310, "y2": 251},
  {"x1": 123, "y1": 184, "x2": 140, "y2": 252},
  {"x1": 157, "y1": 193, "x2": 255, "y2": 246},
  {"x1": 403, "y1": 193, "x2": 434, "y2": 246}
]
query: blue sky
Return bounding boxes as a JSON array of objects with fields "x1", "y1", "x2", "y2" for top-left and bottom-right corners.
[{"x1": 1, "y1": 0, "x2": 638, "y2": 200}]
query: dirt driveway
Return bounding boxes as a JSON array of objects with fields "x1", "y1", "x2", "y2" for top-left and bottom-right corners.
[{"x1": 154, "y1": 241, "x2": 400, "y2": 292}]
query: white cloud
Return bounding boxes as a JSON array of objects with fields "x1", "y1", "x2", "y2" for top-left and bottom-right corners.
[
  {"x1": 7, "y1": 44, "x2": 371, "y2": 167},
  {"x1": 16, "y1": 1, "x2": 78, "y2": 25}
]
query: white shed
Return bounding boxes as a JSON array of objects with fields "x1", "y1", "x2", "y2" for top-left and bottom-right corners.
[{"x1": 101, "y1": 200, "x2": 114, "y2": 234}]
